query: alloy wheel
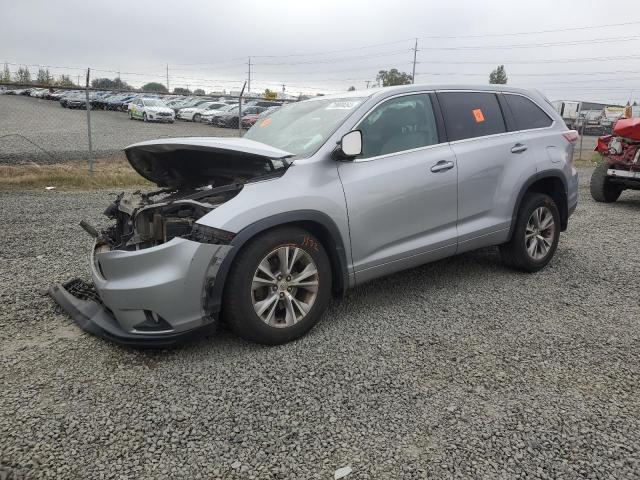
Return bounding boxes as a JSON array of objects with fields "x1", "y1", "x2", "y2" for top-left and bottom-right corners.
[
  {"x1": 525, "y1": 206, "x2": 555, "y2": 260},
  {"x1": 251, "y1": 246, "x2": 319, "y2": 328}
]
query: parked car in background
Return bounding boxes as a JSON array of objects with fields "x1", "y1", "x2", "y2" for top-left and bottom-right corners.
[
  {"x1": 176, "y1": 102, "x2": 228, "y2": 122},
  {"x1": 49, "y1": 90, "x2": 68, "y2": 101},
  {"x1": 241, "y1": 106, "x2": 281, "y2": 128},
  {"x1": 60, "y1": 91, "x2": 89, "y2": 109},
  {"x1": 169, "y1": 97, "x2": 213, "y2": 114},
  {"x1": 129, "y1": 97, "x2": 175, "y2": 123},
  {"x1": 216, "y1": 105, "x2": 266, "y2": 128},
  {"x1": 29, "y1": 88, "x2": 48, "y2": 98},
  {"x1": 201, "y1": 104, "x2": 237, "y2": 124}
]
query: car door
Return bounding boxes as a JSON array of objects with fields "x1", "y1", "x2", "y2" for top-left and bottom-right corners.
[
  {"x1": 436, "y1": 90, "x2": 536, "y2": 253},
  {"x1": 337, "y1": 92, "x2": 458, "y2": 284}
]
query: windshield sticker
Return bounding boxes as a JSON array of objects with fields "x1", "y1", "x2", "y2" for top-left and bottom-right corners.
[
  {"x1": 472, "y1": 109, "x2": 485, "y2": 123},
  {"x1": 326, "y1": 101, "x2": 361, "y2": 110},
  {"x1": 260, "y1": 118, "x2": 272, "y2": 127}
]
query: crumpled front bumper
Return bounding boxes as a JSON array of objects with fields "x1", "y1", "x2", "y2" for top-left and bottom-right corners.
[{"x1": 49, "y1": 237, "x2": 232, "y2": 346}]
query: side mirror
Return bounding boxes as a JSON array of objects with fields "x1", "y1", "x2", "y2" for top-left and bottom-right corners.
[{"x1": 336, "y1": 130, "x2": 362, "y2": 159}]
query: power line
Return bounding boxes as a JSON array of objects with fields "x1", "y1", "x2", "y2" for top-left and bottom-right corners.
[
  {"x1": 253, "y1": 49, "x2": 412, "y2": 66},
  {"x1": 250, "y1": 38, "x2": 414, "y2": 58},
  {"x1": 417, "y1": 34, "x2": 640, "y2": 51},
  {"x1": 415, "y1": 53, "x2": 640, "y2": 65},
  {"x1": 415, "y1": 69, "x2": 640, "y2": 77},
  {"x1": 417, "y1": 20, "x2": 640, "y2": 39}
]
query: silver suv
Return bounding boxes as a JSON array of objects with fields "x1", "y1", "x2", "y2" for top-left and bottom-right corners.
[{"x1": 50, "y1": 84, "x2": 579, "y2": 346}]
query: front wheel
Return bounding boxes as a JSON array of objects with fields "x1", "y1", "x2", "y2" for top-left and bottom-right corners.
[
  {"x1": 222, "y1": 227, "x2": 332, "y2": 345},
  {"x1": 590, "y1": 162, "x2": 623, "y2": 203},
  {"x1": 142, "y1": 112, "x2": 148, "y2": 122},
  {"x1": 500, "y1": 193, "x2": 561, "y2": 272},
  {"x1": 193, "y1": 113, "x2": 201, "y2": 122}
]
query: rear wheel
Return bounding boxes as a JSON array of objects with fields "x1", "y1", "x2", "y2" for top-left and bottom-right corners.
[
  {"x1": 128, "y1": 111, "x2": 133, "y2": 120},
  {"x1": 222, "y1": 227, "x2": 332, "y2": 345},
  {"x1": 500, "y1": 193, "x2": 561, "y2": 272},
  {"x1": 590, "y1": 162, "x2": 623, "y2": 203}
]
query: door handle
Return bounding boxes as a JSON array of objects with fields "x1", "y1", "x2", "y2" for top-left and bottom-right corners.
[
  {"x1": 511, "y1": 143, "x2": 528, "y2": 154},
  {"x1": 430, "y1": 160, "x2": 455, "y2": 173}
]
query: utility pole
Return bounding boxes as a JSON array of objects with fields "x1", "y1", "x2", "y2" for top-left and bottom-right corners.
[
  {"x1": 411, "y1": 38, "x2": 418, "y2": 84},
  {"x1": 247, "y1": 56, "x2": 251, "y2": 96},
  {"x1": 365, "y1": 80, "x2": 371, "y2": 89},
  {"x1": 166, "y1": 64, "x2": 170, "y2": 92},
  {"x1": 238, "y1": 81, "x2": 246, "y2": 137},
  {"x1": 282, "y1": 84, "x2": 285, "y2": 94},
  {"x1": 85, "y1": 68, "x2": 93, "y2": 176}
]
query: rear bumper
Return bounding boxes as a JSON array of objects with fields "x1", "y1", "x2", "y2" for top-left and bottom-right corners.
[
  {"x1": 50, "y1": 238, "x2": 232, "y2": 346},
  {"x1": 607, "y1": 168, "x2": 640, "y2": 179}
]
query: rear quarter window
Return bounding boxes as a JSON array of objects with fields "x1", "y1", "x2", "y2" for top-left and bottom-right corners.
[
  {"x1": 438, "y1": 92, "x2": 506, "y2": 141},
  {"x1": 504, "y1": 94, "x2": 553, "y2": 130}
]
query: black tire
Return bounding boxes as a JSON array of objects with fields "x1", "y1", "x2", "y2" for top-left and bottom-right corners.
[
  {"x1": 142, "y1": 112, "x2": 148, "y2": 122},
  {"x1": 193, "y1": 113, "x2": 201, "y2": 122},
  {"x1": 128, "y1": 111, "x2": 133, "y2": 120},
  {"x1": 590, "y1": 162, "x2": 623, "y2": 203},
  {"x1": 222, "y1": 227, "x2": 332, "y2": 345},
  {"x1": 500, "y1": 193, "x2": 561, "y2": 272}
]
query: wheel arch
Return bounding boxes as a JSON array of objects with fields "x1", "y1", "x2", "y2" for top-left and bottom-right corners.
[
  {"x1": 509, "y1": 172, "x2": 569, "y2": 239},
  {"x1": 207, "y1": 210, "x2": 350, "y2": 317}
]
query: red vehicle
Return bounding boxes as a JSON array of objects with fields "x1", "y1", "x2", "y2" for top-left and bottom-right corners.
[
  {"x1": 591, "y1": 117, "x2": 640, "y2": 202},
  {"x1": 241, "y1": 106, "x2": 281, "y2": 129}
]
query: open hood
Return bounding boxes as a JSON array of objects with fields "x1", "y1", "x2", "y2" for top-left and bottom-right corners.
[{"x1": 124, "y1": 137, "x2": 293, "y2": 188}]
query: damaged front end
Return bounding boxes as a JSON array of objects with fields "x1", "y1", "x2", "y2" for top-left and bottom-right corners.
[{"x1": 49, "y1": 137, "x2": 293, "y2": 346}]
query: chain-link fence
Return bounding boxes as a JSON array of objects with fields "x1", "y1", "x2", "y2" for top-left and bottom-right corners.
[{"x1": 0, "y1": 78, "x2": 290, "y2": 168}]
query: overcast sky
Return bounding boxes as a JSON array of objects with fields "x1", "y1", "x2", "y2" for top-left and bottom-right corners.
[{"x1": 2, "y1": 0, "x2": 640, "y2": 103}]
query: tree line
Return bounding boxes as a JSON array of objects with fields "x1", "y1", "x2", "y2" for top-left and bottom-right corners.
[{"x1": 3, "y1": 62, "x2": 509, "y2": 93}]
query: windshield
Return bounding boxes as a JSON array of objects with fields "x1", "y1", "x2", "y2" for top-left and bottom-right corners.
[
  {"x1": 143, "y1": 99, "x2": 165, "y2": 107},
  {"x1": 244, "y1": 98, "x2": 363, "y2": 157}
]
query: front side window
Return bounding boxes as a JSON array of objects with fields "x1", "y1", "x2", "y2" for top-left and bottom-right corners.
[
  {"x1": 358, "y1": 94, "x2": 438, "y2": 158},
  {"x1": 244, "y1": 97, "x2": 364, "y2": 158},
  {"x1": 504, "y1": 94, "x2": 553, "y2": 130},
  {"x1": 438, "y1": 92, "x2": 506, "y2": 141}
]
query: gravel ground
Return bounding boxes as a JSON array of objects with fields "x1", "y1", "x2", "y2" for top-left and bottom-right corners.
[
  {"x1": 0, "y1": 95, "x2": 238, "y2": 164},
  {"x1": 1, "y1": 167, "x2": 639, "y2": 479}
]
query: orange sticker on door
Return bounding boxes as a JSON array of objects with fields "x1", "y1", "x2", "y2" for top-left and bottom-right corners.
[{"x1": 472, "y1": 109, "x2": 485, "y2": 123}]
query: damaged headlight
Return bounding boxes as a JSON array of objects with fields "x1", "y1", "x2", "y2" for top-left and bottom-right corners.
[{"x1": 187, "y1": 224, "x2": 236, "y2": 245}]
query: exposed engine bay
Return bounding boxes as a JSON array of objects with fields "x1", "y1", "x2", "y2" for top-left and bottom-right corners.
[
  {"x1": 99, "y1": 184, "x2": 242, "y2": 250},
  {"x1": 81, "y1": 137, "x2": 295, "y2": 250},
  {"x1": 595, "y1": 117, "x2": 640, "y2": 171}
]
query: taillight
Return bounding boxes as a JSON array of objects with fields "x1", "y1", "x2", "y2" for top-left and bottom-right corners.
[{"x1": 563, "y1": 130, "x2": 579, "y2": 143}]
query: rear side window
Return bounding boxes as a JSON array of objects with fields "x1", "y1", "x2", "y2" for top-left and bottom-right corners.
[
  {"x1": 504, "y1": 94, "x2": 553, "y2": 130},
  {"x1": 438, "y1": 92, "x2": 506, "y2": 141}
]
